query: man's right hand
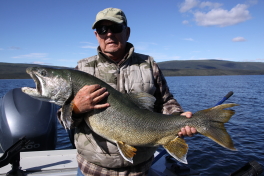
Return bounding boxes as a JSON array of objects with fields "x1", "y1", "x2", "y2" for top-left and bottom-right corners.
[{"x1": 72, "y1": 84, "x2": 110, "y2": 114}]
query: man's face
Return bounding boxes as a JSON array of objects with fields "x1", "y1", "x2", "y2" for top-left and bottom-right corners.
[{"x1": 94, "y1": 20, "x2": 130, "y2": 60}]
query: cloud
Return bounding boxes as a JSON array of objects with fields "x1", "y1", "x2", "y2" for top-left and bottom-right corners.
[
  {"x1": 242, "y1": 58, "x2": 264, "y2": 62},
  {"x1": 191, "y1": 50, "x2": 201, "y2": 53},
  {"x1": 256, "y1": 58, "x2": 264, "y2": 62},
  {"x1": 147, "y1": 52, "x2": 181, "y2": 62},
  {"x1": 184, "y1": 38, "x2": 194, "y2": 41},
  {"x1": 12, "y1": 53, "x2": 48, "y2": 59},
  {"x1": 199, "y1": 2, "x2": 222, "y2": 9},
  {"x1": 9, "y1": 46, "x2": 21, "y2": 50},
  {"x1": 232, "y1": 36, "x2": 246, "y2": 42},
  {"x1": 194, "y1": 4, "x2": 251, "y2": 27},
  {"x1": 57, "y1": 59, "x2": 77, "y2": 62},
  {"x1": 135, "y1": 42, "x2": 158, "y2": 51},
  {"x1": 182, "y1": 20, "x2": 189, "y2": 25},
  {"x1": 179, "y1": 0, "x2": 222, "y2": 12},
  {"x1": 179, "y1": 1, "x2": 253, "y2": 27},
  {"x1": 30, "y1": 61, "x2": 51, "y2": 65},
  {"x1": 81, "y1": 45, "x2": 97, "y2": 49},
  {"x1": 170, "y1": 56, "x2": 181, "y2": 60},
  {"x1": 80, "y1": 42, "x2": 97, "y2": 49},
  {"x1": 179, "y1": 0, "x2": 199, "y2": 13},
  {"x1": 246, "y1": 0, "x2": 258, "y2": 6}
]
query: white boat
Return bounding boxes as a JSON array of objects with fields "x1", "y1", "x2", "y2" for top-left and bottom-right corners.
[
  {"x1": 1, "y1": 149, "x2": 200, "y2": 176},
  {"x1": 0, "y1": 88, "x2": 262, "y2": 176},
  {"x1": 0, "y1": 149, "x2": 78, "y2": 176},
  {"x1": 0, "y1": 88, "x2": 199, "y2": 176}
]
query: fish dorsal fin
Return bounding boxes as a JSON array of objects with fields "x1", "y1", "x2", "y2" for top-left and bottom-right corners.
[{"x1": 126, "y1": 92, "x2": 156, "y2": 111}]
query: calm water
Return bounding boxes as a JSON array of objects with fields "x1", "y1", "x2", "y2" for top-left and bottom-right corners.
[{"x1": 0, "y1": 75, "x2": 263, "y2": 176}]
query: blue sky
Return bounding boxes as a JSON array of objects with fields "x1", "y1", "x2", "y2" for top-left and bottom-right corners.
[{"x1": 0, "y1": 0, "x2": 263, "y2": 67}]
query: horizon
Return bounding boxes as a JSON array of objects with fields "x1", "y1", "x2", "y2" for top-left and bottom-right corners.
[
  {"x1": 0, "y1": 0, "x2": 263, "y2": 67},
  {"x1": 2, "y1": 58, "x2": 264, "y2": 67}
]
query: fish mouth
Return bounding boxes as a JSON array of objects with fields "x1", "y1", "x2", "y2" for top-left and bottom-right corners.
[
  {"x1": 22, "y1": 68, "x2": 42, "y2": 97},
  {"x1": 28, "y1": 68, "x2": 42, "y2": 95}
]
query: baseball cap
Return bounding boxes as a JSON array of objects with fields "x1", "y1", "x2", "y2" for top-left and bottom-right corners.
[{"x1": 92, "y1": 8, "x2": 127, "y2": 29}]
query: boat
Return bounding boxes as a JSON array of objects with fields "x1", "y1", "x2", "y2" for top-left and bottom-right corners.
[{"x1": 0, "y1": 88, "x2": 262, "y2": 176}]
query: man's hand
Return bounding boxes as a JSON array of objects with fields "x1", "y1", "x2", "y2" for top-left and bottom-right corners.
[
  {"x1": 178, "y1": 111, "x2": 197, "y2": 137},
  {"x1": 72, "y1": 84, "x2": 110, "y2": 114}
]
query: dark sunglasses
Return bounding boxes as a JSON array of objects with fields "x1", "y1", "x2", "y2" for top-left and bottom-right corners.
[{"x1": 96, "y1": 24, "x2": 127, "y2": 35}]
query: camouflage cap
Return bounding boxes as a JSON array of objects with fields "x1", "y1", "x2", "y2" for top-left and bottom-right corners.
[{"x1": 92, "y1": 8, "x2": 127, "y2": 29}]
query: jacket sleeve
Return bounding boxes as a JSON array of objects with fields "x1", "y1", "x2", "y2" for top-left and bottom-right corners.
[{"x1": 152, "y1": 61, "x2": 184, "y2": 115}]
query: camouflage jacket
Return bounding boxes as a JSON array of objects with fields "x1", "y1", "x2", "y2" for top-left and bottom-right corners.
[{"x1": 64, "y1": 42, "x2": 184, "y2": 168}]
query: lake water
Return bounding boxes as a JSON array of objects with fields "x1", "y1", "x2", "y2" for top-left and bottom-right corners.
[{"x1": 0, "y1": 75, "x2": 263, "y2": 176}]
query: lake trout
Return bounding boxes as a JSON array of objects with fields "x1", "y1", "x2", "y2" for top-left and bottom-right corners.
[{"x1": 22, "y1": 67, "x2": 238, "y2": 164}]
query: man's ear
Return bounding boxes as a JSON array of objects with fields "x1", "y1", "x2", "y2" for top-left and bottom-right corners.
[
  {"x1": 94, "y1": 31, "x2": 101, "y2": 41},
  {"x1": 94, "y1": 31, "x2": 98, "y2": 37},
  {"x1": 125, "y1": 27, "x2": 131, "y2": 41}
]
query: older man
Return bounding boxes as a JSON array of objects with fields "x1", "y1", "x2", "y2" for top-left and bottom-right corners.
[{"x1": 60, "y1": 8, "x2": 196, "y2": 176}]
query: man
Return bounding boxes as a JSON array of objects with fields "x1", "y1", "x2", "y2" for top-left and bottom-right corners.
[{"x1": 59, "y1": 8, "x2": 196, "y2": 176}]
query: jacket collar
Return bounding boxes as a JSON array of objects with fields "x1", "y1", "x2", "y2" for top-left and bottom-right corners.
[{"x1": 97, "y1": 42, "x2": 134, "y2": 65}]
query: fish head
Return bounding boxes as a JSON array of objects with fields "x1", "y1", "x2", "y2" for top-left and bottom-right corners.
[{"x1": 22, "y1": 67, "x2": 73, "y2": 106}]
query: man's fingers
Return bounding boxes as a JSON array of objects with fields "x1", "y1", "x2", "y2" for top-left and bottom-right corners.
[
  {"x1": 91, "y1": 87, "x2": 107, "y2": 97},
  {"x1": 79, "y1": 85, "x2": 108, "y2": 104},
  {"x1": 181, "y1": 111, "x2": 192, "y2": 118},
  {"x1": 93, "y1": 103, "x2": 110, "y2": 109},
  {"x1": 191, "y1": 127, "x2": 197, "y2": 134},
  {"x1": 178, "y1": 126, "x2": 197, "y2": 137},
  {"x1": 82, "y1": 84, "x2": 101, "y2": 93},
  {"x1": 185, "y1": 126, "x2": 193, "y2": 137},
  {"x1": 93, "y1": 91, "x2": 109, "y2": 103},
  {"x1": 73, "y1": 85, "x2": 109, "y2": 114},
  {"x1": 178, "y1": 131, "x2": 183, "y2": 138}
]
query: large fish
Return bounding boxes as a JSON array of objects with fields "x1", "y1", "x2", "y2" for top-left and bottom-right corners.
[{"x1": 22, "y1": 67, "x2": 238, "y2": 164}]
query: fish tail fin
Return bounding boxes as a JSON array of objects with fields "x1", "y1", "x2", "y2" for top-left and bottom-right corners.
[{"x1": 195, "y1": 103, "x2": 239, "y2": 151}]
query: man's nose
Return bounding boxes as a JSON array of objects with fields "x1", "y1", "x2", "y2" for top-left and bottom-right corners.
[{"x1": 105, "y1": 28, "x2": 114, "y2": 35}]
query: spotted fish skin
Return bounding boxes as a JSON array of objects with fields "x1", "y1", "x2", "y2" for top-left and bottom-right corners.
[{"x1": 22, "y1": 67, "x2": 238, "y2": 164}]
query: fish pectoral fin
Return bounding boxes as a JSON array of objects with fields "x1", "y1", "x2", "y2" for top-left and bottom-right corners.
[
  {"x1": 60, "y1": 101, "x2": 74, "y2": 130},
  {"x1": 163, "y1": 137, "x2": 188, "y2": 164},
  {"x1": 116, "y1": 141, "x2": 137, "y2": 163}
]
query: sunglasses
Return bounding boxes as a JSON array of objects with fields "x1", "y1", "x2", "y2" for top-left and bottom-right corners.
[{"x1": 96, "y1": 24, "x2": 127, "y2": 35}]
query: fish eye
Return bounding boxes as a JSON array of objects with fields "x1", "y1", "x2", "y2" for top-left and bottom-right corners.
[{"x1": 40, "y1": 70, "x2": 47, "y2": 76}]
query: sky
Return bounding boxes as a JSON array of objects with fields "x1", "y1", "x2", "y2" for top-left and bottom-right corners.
[{"x1": 0, "y1": 0, "x2": 263, "y2": 67}]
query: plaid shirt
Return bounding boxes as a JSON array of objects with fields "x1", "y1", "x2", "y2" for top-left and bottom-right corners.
[{"x1": 77, "y1": 154, "x2": 153, "y2": 176}]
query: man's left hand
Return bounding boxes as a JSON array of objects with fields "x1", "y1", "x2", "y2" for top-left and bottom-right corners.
[{"x1": 178, "y1": 111, "x2": 197, "y2": 137}]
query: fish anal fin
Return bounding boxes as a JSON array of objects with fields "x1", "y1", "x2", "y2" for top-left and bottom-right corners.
[
  {"x1": 116, "y1": 141, "x2": 137, "y2": 163},
  {"x1": 163, "y1": 137, "x2": 188, "y2": 164}
]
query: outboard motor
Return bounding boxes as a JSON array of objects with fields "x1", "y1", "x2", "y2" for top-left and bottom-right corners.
[{"x1": 0, "y1": 88, "x2": 58, "y2": 153}]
